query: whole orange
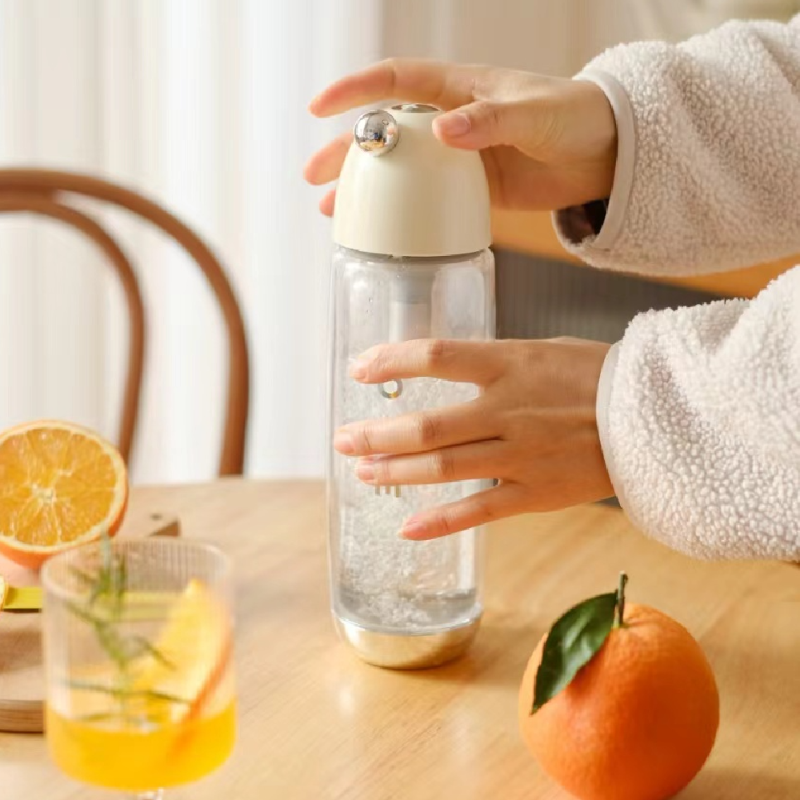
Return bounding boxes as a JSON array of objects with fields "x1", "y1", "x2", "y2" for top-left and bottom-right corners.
[{"x1": 519, "y1": 603, "x2": 719, "y2": 800}]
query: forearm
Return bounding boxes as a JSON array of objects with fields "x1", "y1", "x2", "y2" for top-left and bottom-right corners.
[
  {"x1": 597, "y1": 266, "x2": 800, "y2": 561},
  {"x1": 556, "y1": 14, "x2": 800, "y2": 275}
]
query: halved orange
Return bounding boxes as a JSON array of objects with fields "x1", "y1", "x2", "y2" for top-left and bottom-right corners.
[{"x1": 0, "y1": 420, "x2": 128, "y2": 569}]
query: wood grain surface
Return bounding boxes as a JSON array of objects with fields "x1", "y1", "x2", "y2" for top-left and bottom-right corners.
[
  {"x1": 1, "y1": 479, "x2": 798, "y2": 800},
  {"x1": 0, "y1": 509, "x2": 180, "y2": 733},
  {"x1": 492, "y1": 208, "x2": 797, "y2": 299}
]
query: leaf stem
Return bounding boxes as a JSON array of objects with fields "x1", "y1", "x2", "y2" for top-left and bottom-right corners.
[
  {"x1": 616, "y1": 572, "x2": 628, "y2": 627},
  {"x1": 67, "y1": 680, "x2": 190, "y2": 705},
  {"x1": 63, "y1": 531, "x2": 181, "y2": 727}
]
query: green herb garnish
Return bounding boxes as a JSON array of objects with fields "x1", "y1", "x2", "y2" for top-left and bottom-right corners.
[{"x1": 64, "y1": 533, "x2": 185, "y2": 725}]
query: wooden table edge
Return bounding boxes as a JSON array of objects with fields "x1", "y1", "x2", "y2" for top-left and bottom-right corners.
[{"x1": 492, "y1": 208, "x2": 797, "y2": 299}]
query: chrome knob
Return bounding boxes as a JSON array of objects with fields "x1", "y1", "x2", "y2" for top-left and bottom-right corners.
[
  {"x1": 354, "y1": 110, "x2": 399, "y2": 155},
  {"x1": 391, "y1": 103, "x2": 439, "y2": 114}
]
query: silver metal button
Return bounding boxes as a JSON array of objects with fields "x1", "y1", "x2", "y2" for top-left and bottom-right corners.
[{"x1": 354, "y1": 110, "x2": 399, "y2": 155}]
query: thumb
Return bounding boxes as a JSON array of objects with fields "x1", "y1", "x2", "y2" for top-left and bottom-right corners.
[{"x1": 433, "y1": 99, "x2": 551, "y2": 152}]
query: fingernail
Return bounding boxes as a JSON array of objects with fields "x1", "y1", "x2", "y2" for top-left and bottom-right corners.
[
  {"x1": 333, "y1": 431, "x2": 355, "y2": 455},
  {"x1": 436, "y1": 112, "x2": 471, "y2": 138},
  {"x1": 355, "y1": 460, "x2": 375, "y2": 481},
  {"x1": 400, "y1": 519, "x2": 427, "y2": 539}
]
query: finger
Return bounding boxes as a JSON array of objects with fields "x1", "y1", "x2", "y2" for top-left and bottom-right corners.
[
  {"x1": 319, "y1": 188, "x2": 336, "y2": 216},
  {"x1": 351, "y1": 340, "x2": 505, "y2": 386},
  {"x1": 399, "y1": 483, "x2": 528, "y2": 540},
  {"x1": 309, "y1": 59, "x2": 484, "y2": 118},
  {"x1": 303, "y1": 131, "x2": 352, "y2": 185},
  {"x1": 334, "y1": 401, "x2": 498, "y2": 456},
  {"x1": 355, "y1": 440, "x2": 507, "y2": 486},
  {"x1": 434, "y1": 98, "x2": 554, "y2": 152}
]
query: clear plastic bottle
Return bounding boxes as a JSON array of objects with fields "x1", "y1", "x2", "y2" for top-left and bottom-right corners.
[{"x1": 327, "y1": 104, "x2": 495, "y2": 668}]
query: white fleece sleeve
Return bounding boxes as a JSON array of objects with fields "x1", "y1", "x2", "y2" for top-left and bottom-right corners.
[
  {"x1": 555, "y1": 13, "x2": 800, "y2": 275},
  {"x1": 596, "y1": 266, "x2": 800, "y2": 561}
]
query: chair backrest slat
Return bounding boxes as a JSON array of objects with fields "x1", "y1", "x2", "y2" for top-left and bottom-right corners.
[{"x1": 0, "y1": 169, "x2": 249, "y2": 475}]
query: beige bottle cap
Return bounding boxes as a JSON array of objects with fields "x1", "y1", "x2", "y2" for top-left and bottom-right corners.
[{"x1": 332, "y1": 104, "x2": 491, "y2": 257}]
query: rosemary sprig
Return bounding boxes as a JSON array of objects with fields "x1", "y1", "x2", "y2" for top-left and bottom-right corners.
[
  {"x1": 64, "y1": 532, "x2": 180, "y2": 725},
  {"x1": 68, "y1": 680, "x2": 189, "y2": 706},
  {"x1": 72, "y1": 712, "x2": 119, "y2": 724},
  {"x1": 134, "y1": 636, "x2": 176, "y2": 670}
]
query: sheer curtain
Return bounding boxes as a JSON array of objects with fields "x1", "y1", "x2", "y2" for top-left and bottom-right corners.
[
  {"x1": 2, "y1": 0, "x2": 722, "y2": 484},
  {"x1": 0, "y1": 0, "x2": 380, "y2": 483}
]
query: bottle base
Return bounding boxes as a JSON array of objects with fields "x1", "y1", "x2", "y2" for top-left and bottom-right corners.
[{"x1": 333, "y1": 613, "x2": 481, "y2": 670}]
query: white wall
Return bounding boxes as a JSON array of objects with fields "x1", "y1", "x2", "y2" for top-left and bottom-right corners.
[{"x1": 383, "y1": 1, "x2": 800, "y2": 76}]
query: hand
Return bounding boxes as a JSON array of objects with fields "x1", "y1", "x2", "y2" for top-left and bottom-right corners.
[
  {"x1": 304, "y1": 59, "x2": 617, "y2": 215},
  {"x1": 333, "y1": 338, "x2": 614, "y2": 540}
]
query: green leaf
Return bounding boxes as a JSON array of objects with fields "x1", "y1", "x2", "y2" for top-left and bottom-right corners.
[
  {"x1": 131, "y1": 637, "x2": 176, "y2": 670},
  {"x1": 67, "y1": 679, "x2": 190, "y2": 706},
  {"x1": 73, "y1": 712, "x2": 118, "y2": 724},
  {"x1": 532, "y1": 591, "x2": 618, "y2": 714}
]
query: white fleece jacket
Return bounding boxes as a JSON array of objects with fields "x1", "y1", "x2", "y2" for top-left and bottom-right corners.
[{"x1": 555, "y1": 14, "x2": 800, "y2": 561}]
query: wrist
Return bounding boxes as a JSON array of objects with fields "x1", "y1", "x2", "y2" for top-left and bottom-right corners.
[
  {"x1": 569, "y1": 79, "x2": 618, "y2": 202},
  {"x1": 594, "y1": 342, "x2": 626, "y2": 508},
  {"x1": 585, "y1": 340, "x2": 615, "y2": 500},
  {"x1": 555, "y1": 71, "x2": 635, "y2": 253},
  {"x1": 587, "y1": 82, "x2": 618, "y2": 201}
]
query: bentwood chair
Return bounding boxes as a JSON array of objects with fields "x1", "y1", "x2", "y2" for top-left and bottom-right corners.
[{"x1": 0, "y1": 168, "x2": 249, "y2": 474}]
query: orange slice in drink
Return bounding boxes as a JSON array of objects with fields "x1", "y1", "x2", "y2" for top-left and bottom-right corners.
[
  {"x1": 0, "y1": 420, "x2": 128, "y2": 569},
  {"x1": 133, "y1": 579, "x2": 232, "y2": 724}
]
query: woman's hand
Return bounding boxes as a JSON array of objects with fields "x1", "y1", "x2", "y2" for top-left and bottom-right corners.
[
  {"x1": 333, "y1": 338, "x2": 614, "y2": 540},
  {"x1": 304, "y1": 59, "x2": 617, "y2": 216}
]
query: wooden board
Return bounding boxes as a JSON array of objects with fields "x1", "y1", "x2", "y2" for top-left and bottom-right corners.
[{"x1": 0, "y1": 507, "x2": 180, "y2": 734}]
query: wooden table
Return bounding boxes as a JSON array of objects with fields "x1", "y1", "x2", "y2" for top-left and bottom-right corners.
[
  {"x1": 3, "y1": 480, "x2": 798, "y2": 799},
  {"x1": 492, "y1": 208, "x2": 797, "y2": 298}
]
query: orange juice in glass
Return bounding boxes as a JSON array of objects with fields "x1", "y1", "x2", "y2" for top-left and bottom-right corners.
[{"x1": 42, "y1": 538, "x2": 235, "y2": 799}]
